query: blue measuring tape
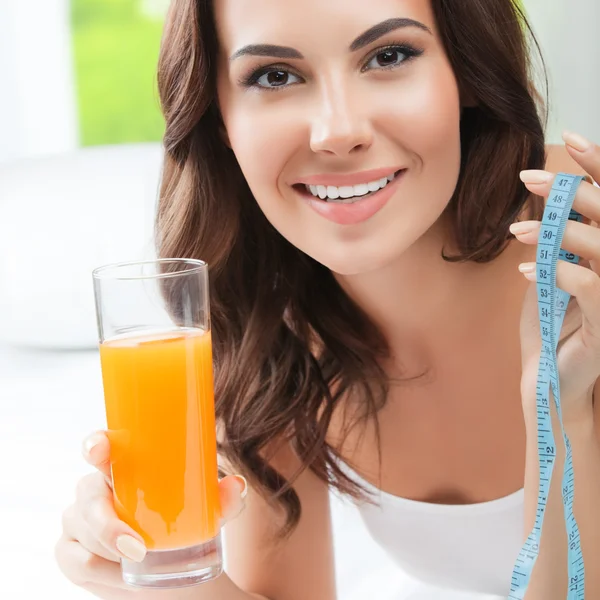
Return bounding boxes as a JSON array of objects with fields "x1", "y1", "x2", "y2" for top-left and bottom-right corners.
[{"x1": 509, "y1": 173, "x2": 586, "y2": 599}]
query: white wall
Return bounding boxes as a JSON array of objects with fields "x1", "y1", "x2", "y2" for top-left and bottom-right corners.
[
  {"x1": 525, "y1": 0, "x2": 600, "y2": 143},
  {"x1": 0, "y1": 0, "x2": 78, "y2": 163}
]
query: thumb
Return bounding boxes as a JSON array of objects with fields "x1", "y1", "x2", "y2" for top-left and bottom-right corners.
[{"x1": 82, "y1": 431, "x2": 112, "y2": 486}]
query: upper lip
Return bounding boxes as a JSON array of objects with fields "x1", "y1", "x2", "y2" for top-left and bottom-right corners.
[{"x1": 295, "y1": 167, "x2": 405, "y2": 187}]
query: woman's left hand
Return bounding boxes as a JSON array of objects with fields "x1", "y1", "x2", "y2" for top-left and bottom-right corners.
[{"x1": 511, "y1": 131, "x2": 600, "y2": 424}]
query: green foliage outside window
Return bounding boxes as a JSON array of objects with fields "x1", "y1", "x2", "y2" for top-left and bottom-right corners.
[{"x1": 72, "y1": 0, "x2": 167, "y2": 146}]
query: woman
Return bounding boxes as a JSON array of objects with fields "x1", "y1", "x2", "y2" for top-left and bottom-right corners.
[{"x1": 55, "y1": 0, "x2": 600, "y2": 598}]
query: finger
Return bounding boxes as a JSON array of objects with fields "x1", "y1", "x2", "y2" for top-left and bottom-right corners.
[
  {"x1": 76, "y1": 472, "x2": 147, "y2": 562},
  {"x1": 519, "y1": 171, "x2": 599, "y2": 222},
  {"x1": 82, "y1": 431, "x2": 112, "y2": 486},
  {"x1": 219, "y1": 474, "x2": 247, "y2": 524},
  {"x1": 62, "y1": 503, "x2": 120, "y2": 562},
  {"x1": 562, "y1": 131, "x2": 600, "y2": 186},
  {"x1": 509, "y1": 219, "x2": 540, "y2": 243},
  {"x1": 54, "y1": 536, "x2": 130, "y2": 590},
  {"x1": 510, "y1": 219, "x2": 600, "y2": 266},
  {"x1": 519, "y1": 260, "x2": 600, "y2": 344},
  {"x1": 559, "y1": 220, "x2": 600, "y2": 270},
  {"x1": 556, "y1": 260, "x2": 600, "y2": 344}
]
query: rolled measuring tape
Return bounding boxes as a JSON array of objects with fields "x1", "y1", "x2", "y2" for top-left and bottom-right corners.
[{"x1": 509, "y1": 173, "x2": 586, "y2": 599}]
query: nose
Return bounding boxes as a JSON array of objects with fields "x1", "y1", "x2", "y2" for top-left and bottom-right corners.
[{"x1": 309, "y1": 84, "x2": 373, "y2": 157}]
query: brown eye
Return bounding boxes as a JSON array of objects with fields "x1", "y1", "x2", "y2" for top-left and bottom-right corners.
[
  {"x1": 363, "y1": 45, "x2": 421, "y2": 72},
  {"x1": 376, "y1": 50, "x2": 400, "y2": 67},
  {"x1": 254, "y1": 69, "x2": 301, "y2": 89},
  {"x1": 266, "y1": 71, "x2": 288, "y2": 86}
]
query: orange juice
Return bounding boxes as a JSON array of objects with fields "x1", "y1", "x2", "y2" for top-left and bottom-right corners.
[{"x1": 99, "y1": 328, "x2": 221, "y2": 551}]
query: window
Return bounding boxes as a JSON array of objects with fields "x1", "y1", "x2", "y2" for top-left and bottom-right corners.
[{"x1": 72, "y1": 0, "x2": 168, "y2": 146}]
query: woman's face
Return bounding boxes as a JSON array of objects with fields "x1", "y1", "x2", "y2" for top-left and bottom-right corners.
[{"x1": 215, "y1": 0, "x2": 463, "y2": 275}]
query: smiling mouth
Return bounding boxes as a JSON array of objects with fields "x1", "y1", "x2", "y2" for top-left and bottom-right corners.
[{"x1": 294, "y1": 170, "x2": 405, "y2": 203}]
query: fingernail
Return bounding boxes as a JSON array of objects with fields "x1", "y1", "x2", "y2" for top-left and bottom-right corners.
[
  {"x1": 509, "y1": 221, "x2": 538, "y2": 236},
  {"x1": 519, "y1": 170, "x2": 553, "y2": 184},
  {"x1": 518, "y1": 263, "x2": 537, "y2": 281},
  {"x1": 82, "y1": 435, "x2": 104, "y2": 460},
  {"x1": 116, "y1": 535, "x2": 147, "y2": 562},
  {"x1": 518, "y1": 262, "x2": 536, "y2": 273},
  {"x1": 234, "y1": 475, "x2": 248, "y2": 499},
  {"x1": 563, "y1": 130, "x2": 592, "y2": 152}
]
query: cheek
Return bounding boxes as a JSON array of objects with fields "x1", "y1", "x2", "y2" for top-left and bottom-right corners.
[
  {"x1": 395, "y1": 65, "x2": 462, "y2": 171},
  {"x1": 390, "y1": 64, "x2": 463, "y2": 210},
  {"x1": 225, "y1": 102, "x2": 300, "y2": 204},
  {"x1": 224, "y1": 98, "x2": 309, "y2": 246}
]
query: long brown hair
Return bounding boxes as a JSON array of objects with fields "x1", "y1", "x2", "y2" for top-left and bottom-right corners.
[{"x1": 155, "y1": 0, "x2": 547, "y2": 535}]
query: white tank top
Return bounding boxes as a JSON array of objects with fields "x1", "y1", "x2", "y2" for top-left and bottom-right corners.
[{"x1": 338, "y1": 461, "x2": 524, "y2": 597}]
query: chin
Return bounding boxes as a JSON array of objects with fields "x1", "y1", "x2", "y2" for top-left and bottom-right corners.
[
  {"x1": 322, "y1": 255, "x2": 391, "y2": 276},
  {"x1": 303, "y1": 234, "x2": 420, "y2": 277}
]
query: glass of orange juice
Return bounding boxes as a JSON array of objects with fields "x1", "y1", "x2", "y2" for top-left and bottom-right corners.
[{"x1": 92, "y1": 259, "x2": 222, "y2": 588}]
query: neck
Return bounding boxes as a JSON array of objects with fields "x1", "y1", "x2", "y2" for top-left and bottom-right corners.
[{"x1": 334, "y1": 216, "x2": 527, "y2": 378}]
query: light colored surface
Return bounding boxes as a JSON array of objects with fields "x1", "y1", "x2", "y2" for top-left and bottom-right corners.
[
  {"x1": 0, "y1": 0, "x2": 77, "y2": 162},
  {"x1": 0, "y1": 143, "x2": 162, "y2": 349},
  {"x1": 524, "y1": 0, "x2": 600, "y2": 144},
  {"x1": 0, "y1": 343, "x2": 503, "y2": 599}
]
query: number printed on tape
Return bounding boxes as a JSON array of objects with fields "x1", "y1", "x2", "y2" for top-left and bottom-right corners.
[{"x1": 508, "y1": 173, "x2": 585, "y2": 600}]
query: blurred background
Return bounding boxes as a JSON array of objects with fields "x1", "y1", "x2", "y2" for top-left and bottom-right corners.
[{"x1": 0, "y1": 0, "x2": 598, "y2": 598}]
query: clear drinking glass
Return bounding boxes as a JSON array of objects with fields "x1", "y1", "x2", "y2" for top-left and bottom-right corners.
[{"x1": 92, "y1": 259, "x2": 222, "y2": 588}]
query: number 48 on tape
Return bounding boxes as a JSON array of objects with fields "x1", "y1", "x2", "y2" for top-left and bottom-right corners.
[{"x1": 509, "y1": 173, "x2": 586, "y2": 600}]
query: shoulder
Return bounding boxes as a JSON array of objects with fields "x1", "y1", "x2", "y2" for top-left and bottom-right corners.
[{"x1": 544, "y1": 143, "x2": 587, "y2": 175}]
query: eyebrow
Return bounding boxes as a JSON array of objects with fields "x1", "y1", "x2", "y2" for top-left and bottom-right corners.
[
  {"x1": 350, "y1": 18, "x2": 432, "y2": 51},
  {"x1": 230, "y1": 44, "x2": 303, "y2": 62},
  {"x1": 229, "y1": 17, "x2": 432, "y2": 62}
]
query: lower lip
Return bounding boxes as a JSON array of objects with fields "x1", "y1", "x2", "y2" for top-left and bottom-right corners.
[{"x1": 299, "y1": 171, "x2": 406, "y2": 225}]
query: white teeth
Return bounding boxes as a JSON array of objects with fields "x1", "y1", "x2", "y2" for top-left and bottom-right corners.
[
  {"x1": 304, "y1": 171, "x2": 398, "y2": 201},
  {"x1": 326, "y1": 186, "x2": 339, "y2": 199},
  {"x1": 353, "y1": 183, "x2": 369, "y2": 196},
  {"x1": 339, "y1": 186, "x2": 354, "y2": 199}
]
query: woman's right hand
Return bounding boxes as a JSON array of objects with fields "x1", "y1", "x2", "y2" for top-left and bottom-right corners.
[{"x1": 55, "y1": 431, "x2": 248, "y2": 598}]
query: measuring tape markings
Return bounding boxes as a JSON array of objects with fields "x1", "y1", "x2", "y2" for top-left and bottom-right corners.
[{"x1": 509, "y1": 173, "x2": 586, "y2": 599}]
